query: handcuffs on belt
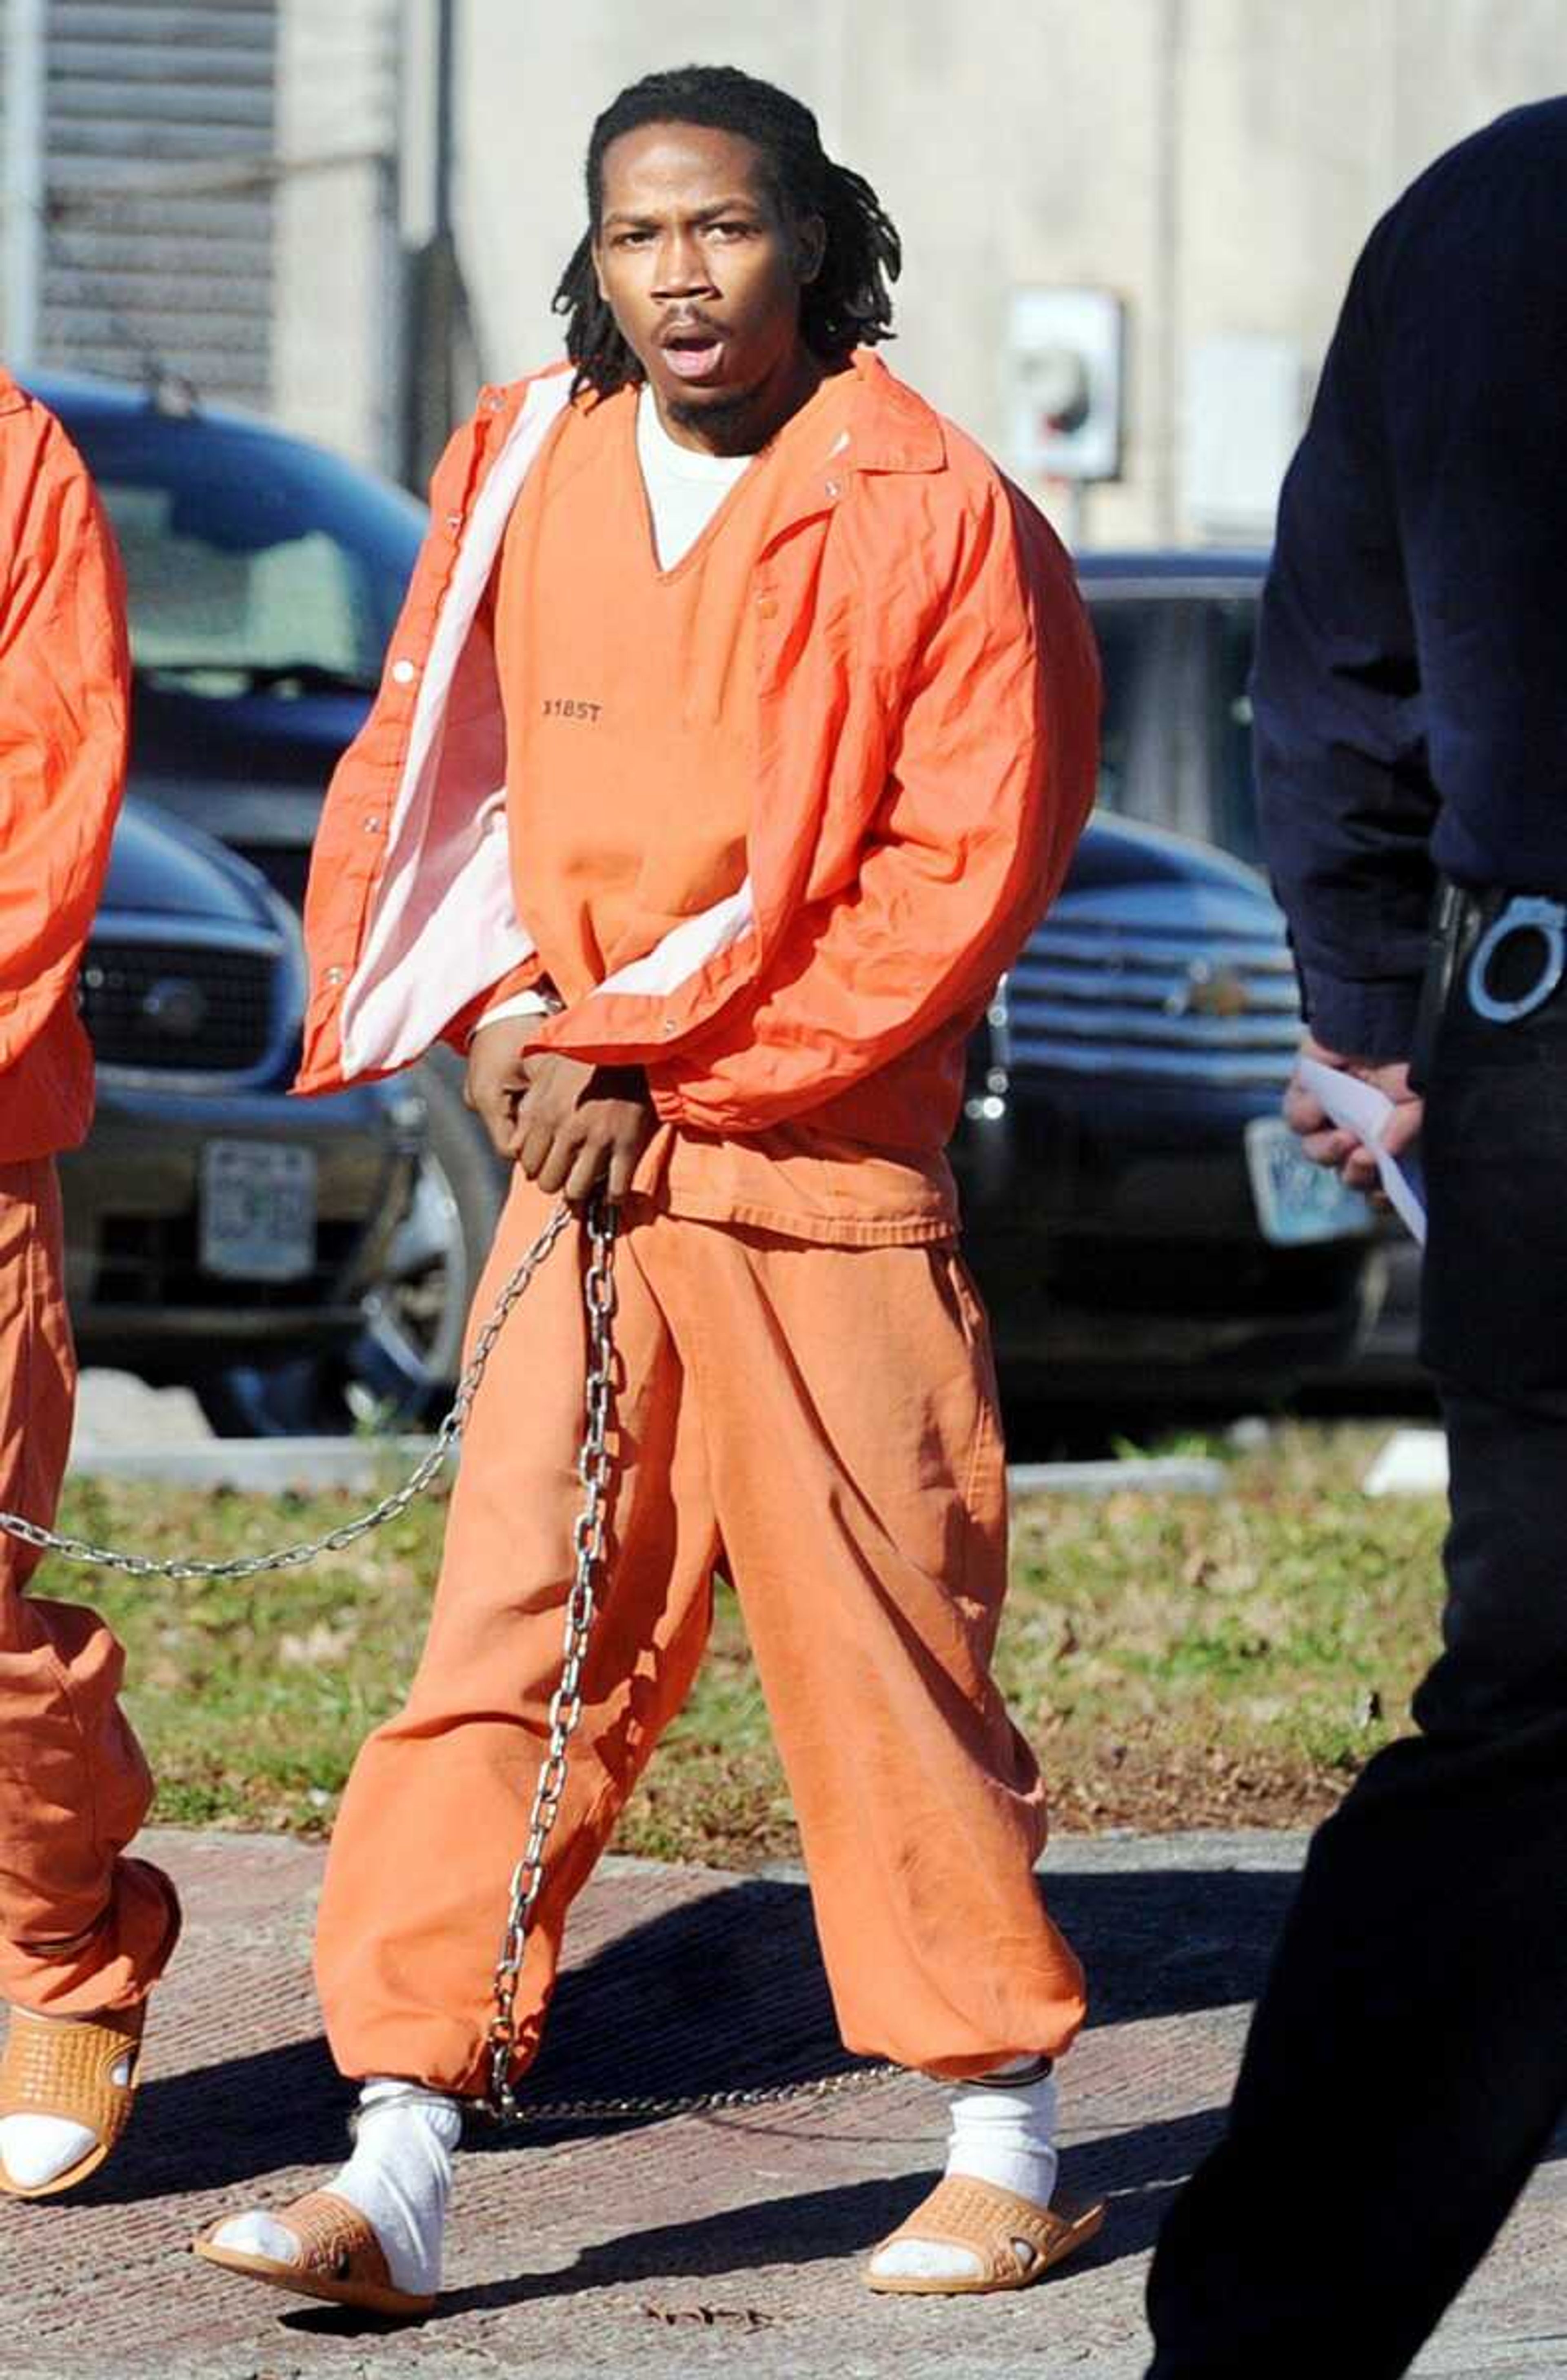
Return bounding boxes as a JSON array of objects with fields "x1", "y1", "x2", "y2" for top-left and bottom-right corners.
[{"x1": 1464, "y1": 894, "x2": 1567, "y2": 1024}]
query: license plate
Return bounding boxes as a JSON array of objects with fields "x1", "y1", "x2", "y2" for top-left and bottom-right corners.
[
  {"x1": 1245, "y1": 1115, "x2": 1375, "y2": 1247},
  {"x1": 200, "y1": 1141, "x2": 317, "y2": 1281}
]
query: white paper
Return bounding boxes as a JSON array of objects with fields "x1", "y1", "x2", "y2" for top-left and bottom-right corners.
[{"x1": 1295, "y1": 1057, "x2": 1427, "y2": 1246}]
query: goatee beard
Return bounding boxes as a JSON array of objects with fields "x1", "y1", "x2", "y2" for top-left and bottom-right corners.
[{"x1": 666, "y1": 388, "x2": 764, "y2": 452}]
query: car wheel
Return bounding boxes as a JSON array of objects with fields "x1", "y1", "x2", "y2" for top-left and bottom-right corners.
[
  {"x1": 345, "y1": 1051, "x2": 507, "y2": 1424},
  {"x1": 193, "y1": 1052, "x2": 508, "y2": 1437}
]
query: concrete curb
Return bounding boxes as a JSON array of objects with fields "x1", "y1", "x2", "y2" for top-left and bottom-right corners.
[
  {"x1": 69, "y1": 1434, "x2": 434, "y2": 1494},
  {"x1": 69, "y1": 1439, "x2": 1228, "y2": 1498}
]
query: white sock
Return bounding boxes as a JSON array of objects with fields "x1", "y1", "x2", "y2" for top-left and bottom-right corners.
[
  {"x1": 946, "y1": 2061, "x2": 1059, "y2": 2204},
  {"x1": 210, "y1": 2078, "x2": 462, "y2": 2298},
  {"x1": 0, "y1": 2012, "x2": 130, "y2": 2191},
  {"x1": 870, "y1": 2057, "x2": 1059, "y2": 2283}
]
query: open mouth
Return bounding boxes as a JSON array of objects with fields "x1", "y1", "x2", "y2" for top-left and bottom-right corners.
[{"x1": 660, "y1": 330, "x2": 727, "y2": 382}]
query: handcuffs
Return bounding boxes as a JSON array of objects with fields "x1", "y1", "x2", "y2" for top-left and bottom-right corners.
[{"x1": 1464, "y1": 894, "x2": 1567, "y2": 1025}]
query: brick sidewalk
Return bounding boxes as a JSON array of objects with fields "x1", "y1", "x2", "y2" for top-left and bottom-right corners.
[{"x1": 2, "y1": 1828, "x2": 1562, "y2": 2379}]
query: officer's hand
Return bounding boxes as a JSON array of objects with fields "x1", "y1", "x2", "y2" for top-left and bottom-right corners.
[
  {"x1": 464, "y1": 1018, "x2": 533, "y2": 1159},
  {"x1": 513, "y1": 1053, "x2": 655, "y2": 1202},
  {"x1": 1283, "y1": 1034, "x2": 1423, "y2": 1198}
]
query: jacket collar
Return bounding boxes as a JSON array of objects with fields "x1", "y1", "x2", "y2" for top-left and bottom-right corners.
[{"x1": 840, "y1": 350, "x2": 947, "y2": 475}]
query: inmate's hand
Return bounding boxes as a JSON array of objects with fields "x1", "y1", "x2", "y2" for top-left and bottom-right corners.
[
  {"x1": 464, "y1": 1018, "x2": 533, "y2": 1160},
  {"x1": 1283, "y1": 1033, "x2": 1424, "y2": 1199},
  {"x1": 513, "y1": 1053, "x2": 655, "y2": 1202}
]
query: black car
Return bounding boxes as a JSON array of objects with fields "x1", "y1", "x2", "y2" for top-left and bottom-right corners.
[
  {"x1": 1070, "y1": 550, "x2": 1417, "y2": 1394},
  {"x1": 954, "y1": 813, "x2": 1376, "y2": 1413},
  {"x1": 39, "y1": 369, "x2": 1378, "y2": 1419},
  {"x1": 61, "y1": 798, "x2": 422, "y2": 1431}
]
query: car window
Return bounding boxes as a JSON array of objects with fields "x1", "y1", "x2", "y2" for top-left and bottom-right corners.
[
  {"x1": 1205, "y1": 596, "x2": 1262, "y2": 865},
  {"x1": 63, "y1": 412, "x2": 425, "y2": 699},
  {"x1": 1086, "y1": 597, "x2": 1184, "y2": 823},
  {"x1": 1086, "y1": 585, "x2": 1263, "y2": 862}
]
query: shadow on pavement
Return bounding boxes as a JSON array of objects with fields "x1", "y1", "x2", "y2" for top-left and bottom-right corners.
[
  {"x1": 104, "y1": 1862, "x2": 1301, "y2": 2210},
  {"x1": 282, "y1": 2106, "x2": 1228, "y2": 2335},
  {"x1": 507, "y1": 1861, "x2": 1306, "y2": 2122},
  {"x1": 80, "y1": 2033, "x2": 350, "y2": 2207},
  {"x1": 443, "y1": 2114, "x2": 1230, "y2": 2316}
]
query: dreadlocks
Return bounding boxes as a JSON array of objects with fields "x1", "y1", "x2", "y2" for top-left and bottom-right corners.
[{"x1": 553, "y1": 64, "x2": 901, "y2": 401}]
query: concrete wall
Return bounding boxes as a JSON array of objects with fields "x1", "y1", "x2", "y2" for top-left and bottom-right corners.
[
  {"x1": 439, "y1": 0, "x2": 1567, "y2": 543},
  {"x1": 273, "y1": 0, "x2": 402, "y2": 470}
]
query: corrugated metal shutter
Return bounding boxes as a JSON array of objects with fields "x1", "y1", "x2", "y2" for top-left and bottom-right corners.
[{"x1": 40, "y1": 0, "x2": 278, "y2": 405}]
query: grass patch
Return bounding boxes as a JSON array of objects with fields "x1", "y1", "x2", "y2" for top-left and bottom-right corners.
[{"x1": 49, "y1": 1421, "x2": 1446, "y2": 1863}]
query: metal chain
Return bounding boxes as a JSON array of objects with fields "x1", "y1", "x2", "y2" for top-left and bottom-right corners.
[
  {"x1": 479, "y1": 1199, "x2": 904, "y2": 2126},
  {"x1": 485, "y1": 1198, "x2": 617, "y2": 2120},
  {"x1": 480, "y1": 2064, "x2": 903, "y2": 2129},
  {"x1": 0, "y1": 1200, "x2": 577, "y2": 1581}
]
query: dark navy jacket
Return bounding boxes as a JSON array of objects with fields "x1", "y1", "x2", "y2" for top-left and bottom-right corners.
[{"x1": 1254, "y1": 98, "x2": 1567, "y2": 1060}]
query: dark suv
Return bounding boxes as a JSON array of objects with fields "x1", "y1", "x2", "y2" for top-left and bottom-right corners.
[
  {"x1": 955, "y1": 813, "x2": 1375, "y2": 1410},
  {"x1": 1062, "y1": 551, "x2": 1415, "y2": 1395},
  {"x1": 954, "y1": 549, "x2": 1376, "y2": 1409}
]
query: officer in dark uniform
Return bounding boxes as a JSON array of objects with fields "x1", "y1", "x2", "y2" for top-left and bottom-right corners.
[{"x1": 1146, "y1": 96, "x2": 1567, "y2": 2380}]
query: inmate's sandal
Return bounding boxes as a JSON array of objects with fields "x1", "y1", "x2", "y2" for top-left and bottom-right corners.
[
  {"x1": 193, "y1": 2189, "x2": 436, "y2": 2320},
  {"x1": 0, "y1": 2003, "x2": 145, "y2": 2199},
  {"x1": 865, "y1": 2174, "x2": 1106, "y2": 2295}
]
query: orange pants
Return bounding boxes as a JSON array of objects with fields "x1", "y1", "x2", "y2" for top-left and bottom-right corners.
[
  {"x1": 0, "y1": 1158, "x2": 178, "y2": 2016},
  {"x1": 315, "y1": 1175, "x2": 1086, "y2": 2094}
]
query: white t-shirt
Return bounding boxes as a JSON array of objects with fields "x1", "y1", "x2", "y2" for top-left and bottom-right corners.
[{"x1": 635, "y1": 382, "x2": 755, "y2": 569}]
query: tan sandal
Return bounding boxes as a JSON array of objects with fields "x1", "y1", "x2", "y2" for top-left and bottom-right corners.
[
  {"x1": 866, "y1": 2173, "x2": 1106, "y2": 2295},
  {"x1": 0, "y1": 2003, "x2": 145, "y2": 2199},
  {"x1": 193, "y1": 2189, "x2": 434, "y2": 2320}
]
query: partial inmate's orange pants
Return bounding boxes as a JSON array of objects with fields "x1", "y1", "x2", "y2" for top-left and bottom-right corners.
[
  {"x1": 315, "y1": 1176, "x2": 1086, "y2": 2093},
  {"x1": 0, "y1": 1158, "x2": 179, "y2": 2015}
]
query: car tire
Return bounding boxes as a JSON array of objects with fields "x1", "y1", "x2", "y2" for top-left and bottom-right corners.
[
  {"x1": 193, "y1": 1050, "x2": 508, "y2": 1437},
  {"x1": 345, "y1": 1048, "x2": 508, "y2": 1423}
]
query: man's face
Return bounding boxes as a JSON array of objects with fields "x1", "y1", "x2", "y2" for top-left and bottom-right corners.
[{"x1": 593, "y1": 122, "x2": 824, "y2": 441}]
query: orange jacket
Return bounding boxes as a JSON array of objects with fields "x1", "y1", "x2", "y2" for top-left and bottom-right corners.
[
  {"x1": 295, "y1": 353, "x2": 1099, "y2": 1130},
  {"x1": 0, "y1": 371, "x2": 129, "y2": 1161}
]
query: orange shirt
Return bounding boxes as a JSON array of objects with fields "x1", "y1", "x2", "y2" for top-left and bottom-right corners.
[{"x1": 492, "y1": 377, "x2": 961, "y2": 1247}]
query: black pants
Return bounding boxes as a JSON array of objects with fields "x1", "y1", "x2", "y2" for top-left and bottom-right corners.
[{"x1": 1146, "y1": 934, "x2": 1567, "y2": 2379}]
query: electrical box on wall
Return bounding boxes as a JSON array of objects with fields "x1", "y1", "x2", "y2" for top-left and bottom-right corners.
[
  {"x1": 1007, "y1": 286, "x2": 1125, "y2": 484},
  {"x1": 1184, "y1": 334, "x2": 1305, "y2": 539}
]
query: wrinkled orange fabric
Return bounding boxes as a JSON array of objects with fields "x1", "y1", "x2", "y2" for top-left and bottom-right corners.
[
  {"x1": 314, "y1": 1173, "x2": 1087, "y2": 2090},
  {"x1": 0, "y1": 378, "x2": 178, "y2": 2015},
  {"x1": 492, "y1": 370, "x2": 959, "y2": 1244},
  {"x1": 0, "y1": 373, "x2": 131, "y2": 1160},
  {"x1": 0, "y1": 1162, "x2": 178, "y2": 2014},
  {"x1": 295, "y1": 352, "x2": 1100, "y2": 1102}
]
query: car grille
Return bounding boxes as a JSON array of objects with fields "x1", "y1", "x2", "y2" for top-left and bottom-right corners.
[
  {"x1": 1005, "y1": 908, "x2": 1302, "y2": 1089},
  {"x1": 81, "y1": 942, "x2": 276, "y2": 1074}
]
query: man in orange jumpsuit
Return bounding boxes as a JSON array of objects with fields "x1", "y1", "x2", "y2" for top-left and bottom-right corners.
[
  {"x1": 0, "y1": 370, "x2": 180, "y2": 2196},
  {"x1": 198, "y1": 66, "x2": 1101, "y2": 2316}
]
